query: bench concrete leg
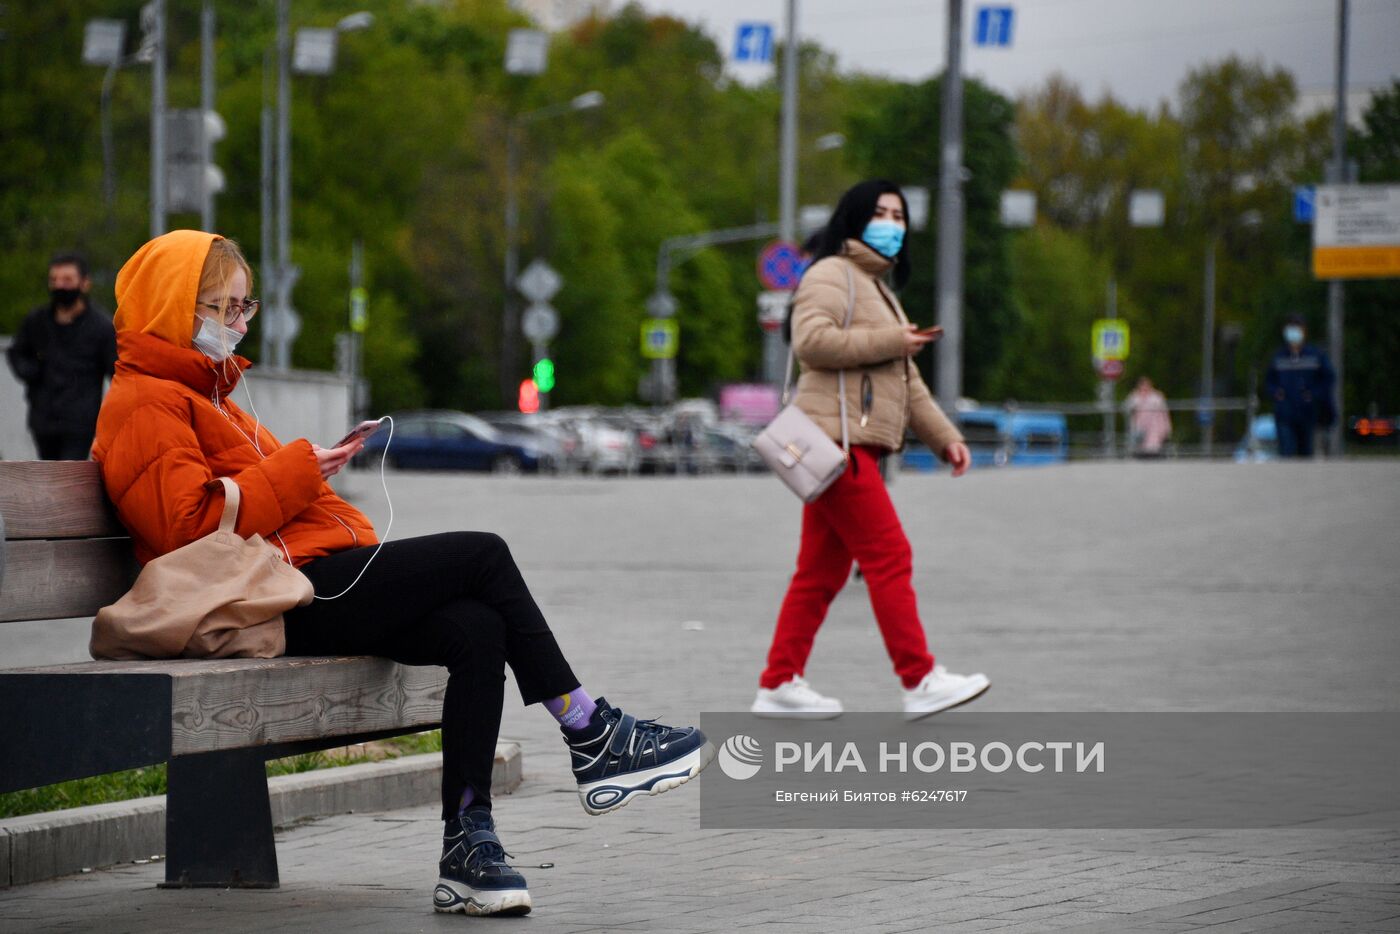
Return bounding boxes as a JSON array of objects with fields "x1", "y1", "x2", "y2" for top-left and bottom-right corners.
[{"x1": 160, "y1": 750, "x2": 279, "y2": 888}]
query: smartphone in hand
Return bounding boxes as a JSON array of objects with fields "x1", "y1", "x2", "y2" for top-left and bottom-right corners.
[{"x1": 333, "y1": 417, "x2": 386, "y2": 449}]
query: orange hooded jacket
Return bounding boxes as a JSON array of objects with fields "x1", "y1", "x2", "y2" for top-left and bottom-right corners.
[{"x1": 92, "y1": 230, "x2": 377, "y2": 568}]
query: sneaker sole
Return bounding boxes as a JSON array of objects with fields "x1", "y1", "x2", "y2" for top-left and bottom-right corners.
[
  {"x1": 750, "y1": 700, "x2": 844, "y2": 720},
  {"x1": 432, "y1": 879, "x2": 532, "y2": 916},
  {"x1": 578, "y1": 742, "x2": 716, "y2": 816},
  {"x1": 903, "y1": 678, "x2": 991, "y2": 721}
]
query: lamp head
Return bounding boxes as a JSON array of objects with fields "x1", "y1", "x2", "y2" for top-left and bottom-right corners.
[
  {"x1": 336, "y1": 11, "x2": 375, "y2": 33},
  {"x1": 571, "y1": 91, "x2": 605, "y2": 111}
]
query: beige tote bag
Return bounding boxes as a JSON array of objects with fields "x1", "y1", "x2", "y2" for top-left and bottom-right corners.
[
  {"x1": 90, "y1": 477, "x2": 313, "y2": 660},
  {"x1": 752, "y1": 263, "x2": 855, "y2": 502}
]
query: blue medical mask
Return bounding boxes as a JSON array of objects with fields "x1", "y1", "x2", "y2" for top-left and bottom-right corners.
[
  {"x1": 192, "y1": 315, "x2": 244, "y2": 361},
  {"x1": 861, "y1": 220, "x2": 905, "y2": 259},
  {"x1": 1284, "y1": 325, "x2": 1304, "y2": 346}
]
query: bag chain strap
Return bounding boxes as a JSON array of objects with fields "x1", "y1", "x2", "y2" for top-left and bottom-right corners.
[{"x1": 781, "y1": 262, "x2": 856, "y2": 460}]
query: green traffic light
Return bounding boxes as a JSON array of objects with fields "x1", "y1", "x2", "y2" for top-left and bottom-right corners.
[{"x1": 533, "y1": 358, "x2": 555, "y2": 393}]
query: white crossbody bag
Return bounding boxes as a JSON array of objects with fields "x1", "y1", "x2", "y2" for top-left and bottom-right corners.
[{"x1": 752, "y1": 263, "x2": 855, "y2": 503}]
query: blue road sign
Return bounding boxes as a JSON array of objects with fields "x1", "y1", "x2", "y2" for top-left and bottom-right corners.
[
  {"x1": 734, "y1": 23, "x2": 774, "y2": 64},
  {"x1": 757, "y1": 241, "x2": 803, "y2": 291},
  {"x1": 974, "y1": 6, "x2": 1015, "y2": 47},
  {"x1": 1294, "y1": 185, "x2": 1316, "y2": 223}
]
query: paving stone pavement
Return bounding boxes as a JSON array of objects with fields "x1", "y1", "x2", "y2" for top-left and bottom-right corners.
[{"x1": 3, "y1": 460, "x2": 1398, "y2": 932}]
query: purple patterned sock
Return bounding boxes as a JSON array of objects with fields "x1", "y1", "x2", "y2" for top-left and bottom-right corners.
[
  {"x1": 457, "y1": 785, "x2": 475, "y2": 816},
  {"x1": 545, "y1": 687, "x2": 597, "y2": 731}
]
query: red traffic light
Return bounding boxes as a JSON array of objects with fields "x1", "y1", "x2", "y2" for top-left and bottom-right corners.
[{"x1": 518, "y1": 378, "x2": 540, "y2": 414}]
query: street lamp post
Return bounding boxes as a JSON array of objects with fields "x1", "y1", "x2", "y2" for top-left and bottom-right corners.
[
  {"x1": 500, "y1": 91, "x2": 604, "y2": 404},
  {"x1": 262, "y1": 5, "x2": 373, "y2": 369},
  {"x1": 83, "y1": 18, "x2": 137, "y2": 231},
  {"x1": 149, "y1": 0, "x2": 167, "y2": 238},
  {"x1": 935, "y1": 0, "x2": 967, "y2": 407},
  {"x1": 200, "y1": 0, "x2": 216, "y2": 231}
]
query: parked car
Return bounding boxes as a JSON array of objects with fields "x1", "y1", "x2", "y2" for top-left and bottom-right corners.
[
  {"x1": 479, "y1": 412, "x2": 579, "y2": 473},
  {"x1": 550, "y1": 408, "x2": 639, "y2": 475},
  {"x1": 364, "y1": 410, "x2": 550, "y2": 473},
  {"x1": 901, "y1": 408, "x2": 1068, "y2": 471},
  {"x1": 607, "y1": 410, "x2": 679, "y2": 475}
]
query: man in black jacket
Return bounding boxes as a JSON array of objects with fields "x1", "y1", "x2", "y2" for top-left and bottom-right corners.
[
  {"x1": 1264, "y1": 314, "x2": 1335, "y2": 459},
  {"x1": 6, "y1": 252, "x2": 117, "y2": 460}
]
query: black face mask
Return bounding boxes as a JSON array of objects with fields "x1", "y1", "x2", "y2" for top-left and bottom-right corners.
[{"x1": 50, "y1": 287, "x2": 82, "y2": 307}]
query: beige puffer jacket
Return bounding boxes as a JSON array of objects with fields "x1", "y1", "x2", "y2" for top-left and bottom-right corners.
[{"x1": 790, "y1": 239, "x2": 963, "y2": 456}]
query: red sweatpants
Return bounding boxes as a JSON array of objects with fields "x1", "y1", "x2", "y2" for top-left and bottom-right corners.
[{"x1": 760, "y1": 445, "x2": 936, "y2": 691}]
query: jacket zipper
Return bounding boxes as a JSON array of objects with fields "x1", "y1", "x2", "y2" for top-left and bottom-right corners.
[{"x1": 872, "y1": 277, "x2": 912, "y2": 435}]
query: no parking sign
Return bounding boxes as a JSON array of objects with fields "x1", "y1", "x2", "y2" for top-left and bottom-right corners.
[{"x1": 757, "y1": 240, "x2": 804, "y2": 291}]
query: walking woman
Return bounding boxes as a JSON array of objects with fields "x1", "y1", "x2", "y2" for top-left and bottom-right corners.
[
  {"x1": 752, "y1": 180, "x2": 990, "y2": 720},
  {"x1": 92, "y1": 231, "x2": 712, "y2": 917}
]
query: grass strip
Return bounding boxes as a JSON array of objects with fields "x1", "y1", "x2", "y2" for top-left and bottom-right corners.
[{"x1": 0, "y1": 730, "x2": 443, "y2": 819}]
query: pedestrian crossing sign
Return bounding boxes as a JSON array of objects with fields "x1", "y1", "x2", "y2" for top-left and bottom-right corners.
[
  {"x1": 1092, "y1": 319, "x2": 1130, "y2": 362},
  {"x1": 641, "y1": 319, "x2": 679, "y2": 359}
]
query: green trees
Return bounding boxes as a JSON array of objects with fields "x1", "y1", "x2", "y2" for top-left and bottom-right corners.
[
  {"x1": 1, "y1": 4, "x2": 1394, "y2": 419},
  {"x1": 1000, "y1": 58, "x2": 1397, "y2": 418},
  {"x1": 844, "y1": 74, "x2": 1018, "y2": 399}
]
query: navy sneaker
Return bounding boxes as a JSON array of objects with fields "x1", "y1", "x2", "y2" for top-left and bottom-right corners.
[
  {"x1": 564, "y1": 697, "x2": 715, "y2": 815},
  {"x1": 432, "y1": 807, "x2": 532, "y2": 916}
]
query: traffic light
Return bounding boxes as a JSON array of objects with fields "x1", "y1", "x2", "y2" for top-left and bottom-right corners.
[
  {"x1": 518, "y1": 378, "x2": 540, "y2": 414},
  {"x1": 532, "y1": 357, "x2": 555, "y2": 393},
  {"x1": 166, "y1": 109, "x2": 225, "y2": 216}
]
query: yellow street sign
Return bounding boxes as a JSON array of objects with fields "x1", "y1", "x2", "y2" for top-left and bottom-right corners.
[
  {"x1": 1092, "y1": 319, "x2": 1130, "y2": 362},
  {"x1": 640, "y1": 318, "x2": 679, "y2": 360}
]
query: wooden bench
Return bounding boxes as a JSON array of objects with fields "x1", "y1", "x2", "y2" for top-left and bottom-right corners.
[{"x1": 0, "y1": 461, "x2": 448, "y2": 888}]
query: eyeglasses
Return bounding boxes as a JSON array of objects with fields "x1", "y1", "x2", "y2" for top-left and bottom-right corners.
[{"x1": 198, "y1": 299, "x2": 260, "y2": 325}]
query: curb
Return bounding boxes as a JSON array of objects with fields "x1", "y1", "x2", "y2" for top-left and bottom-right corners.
[{"x1": 0, "y1": 742, "x2": 522, "y2": 887}]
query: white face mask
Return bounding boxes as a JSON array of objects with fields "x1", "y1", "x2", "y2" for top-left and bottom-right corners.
[
  {"x1": 1284, "y1": 326, "x2": 1304, "y2": 346},
  {"x1": 192, "y1": 315, "x2": 244, "y2": 361}
]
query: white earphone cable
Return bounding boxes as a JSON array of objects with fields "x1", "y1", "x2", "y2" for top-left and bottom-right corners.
[
  {"x1": 212, "y1": 367, "x2": 394, "y2": 580},
  {"x1": 312, "y1": 415, "x2": 395, "y2": 601}
]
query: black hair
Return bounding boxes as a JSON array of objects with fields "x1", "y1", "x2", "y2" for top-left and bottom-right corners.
[
  {"x1": 49, "y1": 251, "x2": 89, "y2": 279},
  {"x1": 781, "y1": 181, "x2": 911, "y2": 345},
  {"x1": 1285, "y1": 313, "x2": 1306, "y2": 327},
  {"x1": 811, "y1": 179, "x2": 912, "y2": 289}
]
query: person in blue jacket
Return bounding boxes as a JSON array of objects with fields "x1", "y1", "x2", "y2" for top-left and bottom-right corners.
[{"x1": 1264, "y1": 314, "x2": 1335, "y2": 458}]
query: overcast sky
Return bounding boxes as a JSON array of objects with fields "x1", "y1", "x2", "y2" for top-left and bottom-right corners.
[{"x1": 630, "y1": 0, "x2": 1400, "y2": 110}]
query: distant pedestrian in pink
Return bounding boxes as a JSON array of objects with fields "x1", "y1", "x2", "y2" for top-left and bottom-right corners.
[{"x1": 1126, "y1": 376, "x2": 1172, "y2": 457}]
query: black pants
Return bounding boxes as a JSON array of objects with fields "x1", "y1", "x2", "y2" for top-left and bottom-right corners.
[
  {"x1": 284, "y1": 532, "x2": 580, "y2": 819},
  {"x1": 1275, "y1": 415, "x2": 1316, "y2": 458},
  {"x1": 32, "y1": 431, "x2": 93, "y2": 460}
]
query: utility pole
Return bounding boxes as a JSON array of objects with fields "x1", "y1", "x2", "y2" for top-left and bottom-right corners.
[
  {"x1": 349, "y1": 239, "x2": 366, "y2": 424},
  {"x1": 200, "y1": 0, "x2": 216, "y2": 232},
  {"x1": 1327, "y1": 0, "x2": 1350, "y2": 456},
  {"x1": 260, "y1": 48, "x2": 275, "y2": 364},
  {"x1": 502, "y1": 124, "x2": 520, "y2": 405},
  {"x1": 769, "y1": 0, "x2": 800, "y2": 386},
  {"x1": 149, "y1": 0, "x2": 166, "y2": 238},
  {"x1": 1100, "y1": 279, "x2": 1117, "y2": 458},
  {"x1": 1201, "y1": 239, "x2": 1217, "y2": 456},
  {"x1": 935, "y1": 0, "x2": 965, "y2": 406},
  {"x1": 274, "y1": 0, "x2": 293, "y2": 369}
]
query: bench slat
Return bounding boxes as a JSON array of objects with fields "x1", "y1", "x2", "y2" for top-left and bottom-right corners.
[
  {"x1": 169, "y1": 656, "x2": 446, "y2": 755},
  {"x1": 0, "y1": 538, "x2": 138, "y2": 623},
  {"x1": 0, "y1": 461, "x2": 127, "y2": 539}
]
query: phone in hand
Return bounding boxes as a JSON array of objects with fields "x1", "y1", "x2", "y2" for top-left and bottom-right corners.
[
  {"x1": 332, "y1": 417, "x2": 386, "y2": 449},
  {"x1": 916, "y1": 325, "x2": 944, "y2": 339}
]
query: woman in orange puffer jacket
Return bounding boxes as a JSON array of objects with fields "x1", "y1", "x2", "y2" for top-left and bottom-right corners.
[{"x1": 94, "y1": 231, "x2": 713, "y2": 917}]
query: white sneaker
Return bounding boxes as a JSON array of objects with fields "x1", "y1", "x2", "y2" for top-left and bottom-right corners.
[
  {"x1": 751, "y1": 675, "x2": 844, "y2": 719},
  {"x1": 902, "y1": 665, "x2": 990, "y2": 720}
]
